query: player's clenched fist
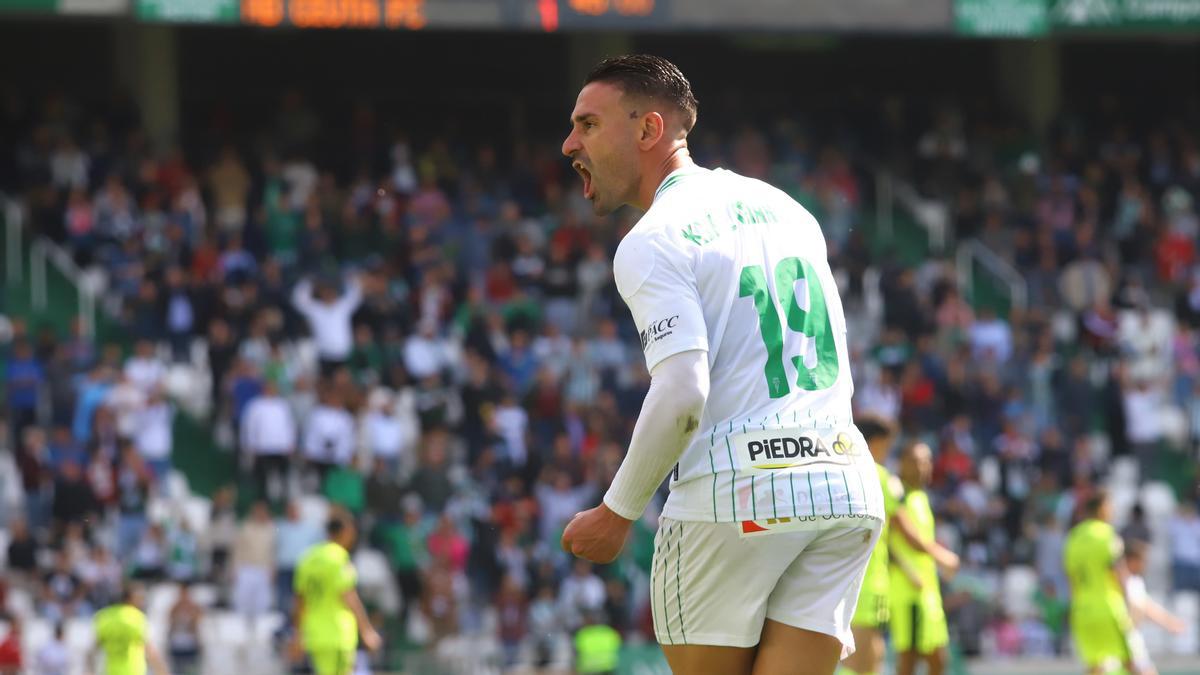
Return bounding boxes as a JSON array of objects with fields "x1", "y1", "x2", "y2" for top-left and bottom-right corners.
[{"x1": 561, "y1": 503, "x2": 633, "y2": 563}]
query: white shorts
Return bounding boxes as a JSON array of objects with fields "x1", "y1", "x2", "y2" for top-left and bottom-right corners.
[{"x1": 650, "y1": 516, "x2": 878, "y2": 657}]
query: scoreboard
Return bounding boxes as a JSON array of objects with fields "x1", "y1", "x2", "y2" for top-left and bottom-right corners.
[
  {"x1": 10, "y1": 0, "x2": 1199, "y2": 33},
  {"x1": 6, "y1": 0, "x2": 954, "y2": 32},
  {"x1": 234, "y1": 0, "x2": 662, "y2": 30}
]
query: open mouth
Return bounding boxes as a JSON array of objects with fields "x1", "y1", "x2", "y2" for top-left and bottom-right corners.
[{"x1": 573, "y1": 162, "x2": 595, "y2": 200}]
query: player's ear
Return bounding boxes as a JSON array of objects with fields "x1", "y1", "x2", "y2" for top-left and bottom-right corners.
[{"x1": 638, "y1": 112, "x2": 665, "y2": 149}]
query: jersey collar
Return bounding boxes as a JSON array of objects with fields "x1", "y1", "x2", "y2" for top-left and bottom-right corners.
[{"x1": 652, "y1": 166, "x2": 709, "y2": 204}]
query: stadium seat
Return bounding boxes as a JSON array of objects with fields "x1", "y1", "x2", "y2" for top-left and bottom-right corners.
[
  {"x1": 191, "y1": 583, "x2": 220, "y2": 608},
  {"x1": 182, "y1": 495, "x2": 213, "y2": 533},
  {"x1": 1000, "y1": 566, "x2": 1037, "y2": 618},
  {"x1": 6, "y1": 586, "x2": 34, "y2": 619},
  {"x1": 147, "y1": 582, "x2": 181, "y2": 623},
  {"x1": 1171, "y1": 591, "x2": 1199, "y2": 655},
  {"x1": 298, "y1": 494, "x2": 330, "y2": 527},
  {"x1": 1140, "y1": 481, "x2": 1177, "y2": 519},
  {"x1": 352, "y1": 548, "x2": 400, "y2": 616},
  {"x1": 1109, "y1": 456, "x2": 1139, "y2": 490},
  {"x1": 207, "y1": 609, "x2": 248, "y2": 646},
  {"x1": 979, "y1": 456, "x2": 1000, "y2": 493},
  {"x1": 65, "y1": 616, "x2": 95, "y2": 655},
  {"x1": 166, "y1": 469, "x2": 191, "y2": 502},
  {"x1": 1109, "y1": 485, "x2": 1138, "y2": 529},
  {"x1": 146, "y1": 495, "x2": 172, "y2": 524},
  {"x1": 20, "y1": 617, "x2": 52, "y2": 664}
]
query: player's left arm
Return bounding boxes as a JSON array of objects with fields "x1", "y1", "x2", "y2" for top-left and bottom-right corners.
[
  {"x1": 341, "y1": 588, "x2": 382, "y2": 652},
  {"x1": 1140, "y1": 595, "x2": 1187, "y2": 633},
  {"x1": 562, "y1": 232, "x2": 710, "y2": 564},
  {"x1": 892, "y1": 506, "x2": 959, "y2": 578},
  {"x1": 145, "y1": 639, "x2": 170, "y2": 675},
  {"x1": 561, "y1": 349, "x2": 709, "y2": 563}
]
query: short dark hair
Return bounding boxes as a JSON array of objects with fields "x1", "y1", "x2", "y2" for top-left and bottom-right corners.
[
  {"x1": 585, "y1": 54, "x2": 698, "y2": 133},
  {"x1": 857, "y1": 415, "x2": 895, "y2": 444},
  {"x1": 1084, "y1": 489, "x2": 1109, "y2": 517},
  {"x1": 327, "y1": 508, "x2": 352, "y2": 538}
]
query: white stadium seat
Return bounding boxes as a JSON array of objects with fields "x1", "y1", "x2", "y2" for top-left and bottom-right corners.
[
  {"x1": 299, "y1": 494, "x2": 330, "y2": 527},
  {"x1": 1171, "y1": 591, "x2": 1199, "y2": 655},
  {"x1": 183, "y1": 495, "x2": 213, "y2": 533},
  {"x1": 1001, "y1": 565, "x2": 1037, "y2": 619}
]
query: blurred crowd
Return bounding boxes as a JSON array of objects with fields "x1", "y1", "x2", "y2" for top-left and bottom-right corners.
[{"x1": 1, "y1": 86, "x2": 1199, "y2": 672}]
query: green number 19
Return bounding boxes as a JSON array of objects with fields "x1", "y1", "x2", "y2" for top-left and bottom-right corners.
[{"x1": 738, "y1": 257, "x2": 839, "y2": 398}]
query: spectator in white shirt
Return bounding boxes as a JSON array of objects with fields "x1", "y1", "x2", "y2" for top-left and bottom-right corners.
[
  {"x1": 360, "y1": 387, "x2": 418, "y2": 477},
  {"x1": 532, "y1": 321, "x2": 573, "y2": 380},
  {"x1": 134, "y1": 389, "x2": 174, "y2": 483},
  {"x1": 232, "y1": 501, "x2": 277, "y2": 637},
  {"x1": 1122, "y1": 376, "x2": 1164, "y2": 481},
  {"x1": 558, "y1": 559, "x2": 606, "y2": 632},
  {"x1": 292, "y1": 273, "x2": 362, "y2": 377},
  {"x1": 969, "y1": 307, "x2": 1013, "y2": 365},
  {"x1": 303, "y1": 386, "x2": 356, "y2": 488},
  {"x1": 403, "y1": 318, "x2": 448, "y2": 381},
  {"x1": 1168, "y1": 501, "x2": 1200, "y2": 593},
  {"x1": 492, "y1": 392, "x2": 529, "y2": 470},
  {"x1": 855, "y1": 368, "x2": 901, "y2": 421},
  {"x1": 124, "y1": 339, "x2": 166, "y2": 394},
  {"x1": 34, "y1": 622, "x2": 70, "y2": 675},
  {"x1": 241, "y1": 379, "x2": 297, "y2": 506},
  {"x1": 106, "y1": 372, "x2": 147, "y2": 440}
]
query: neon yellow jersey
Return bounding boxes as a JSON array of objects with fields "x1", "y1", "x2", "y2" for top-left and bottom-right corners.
[
  {"x1": 575, "y1": 624, "x2": 622, "y2": 673},
  {"x1": 861, "y1": 463, "x2": 905, "y2": 595},
  {"x1": 889, "y1": 489, "x2": 939, "y2": 604},
  {"x1": 1064, "y1": 519, "x2": 1130, "y2": 626},
  {"x1": 295, "y1": 541, "x2": 359, "y2": 651},
  {"x1": 94, "y1": 604, "x2": 147, "y2": 675}
]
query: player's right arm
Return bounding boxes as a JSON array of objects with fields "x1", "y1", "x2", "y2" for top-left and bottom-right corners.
[
  {"x1": 341, "y1": 588, "x2": 381, "y2": 652},
  {"x1": 1138, "y1": 596, "x2": 1187, "y2": 634},
  {"x1": 889, "y1": 541, "x2": 924, "y2": 590},
  {"x1": 145, "y1": 640, "x2": 170, "y2": 675},
  {"x1": 892, "y1": 507, "x2": 960, "y2": 578}
]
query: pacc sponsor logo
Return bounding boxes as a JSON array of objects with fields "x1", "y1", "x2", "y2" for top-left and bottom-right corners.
[{"x1": 639, "y1": 315, "x2": 679, "y2": 351}]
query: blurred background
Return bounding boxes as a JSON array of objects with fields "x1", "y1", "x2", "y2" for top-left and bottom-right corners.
[{"x1": 0, "y1": 1, "x2": 1198, "y2": 673}]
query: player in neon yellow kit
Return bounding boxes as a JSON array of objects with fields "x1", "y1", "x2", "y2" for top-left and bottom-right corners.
[
  {"x1": 293, "y1": 509, "x2": 381, "y2": 675},
  {"x1": 89, "y1": 584, "x2": 169, "y2": 675},
  {"x1": 842, "y1": 425, "x2": 958, "y2": 675},
  {"x1": 1064, "y1": 490, "x2": 1138, "y2": 675},
  {"x1": 889, "y1": 442, "x2": 957, "y2": 675}
]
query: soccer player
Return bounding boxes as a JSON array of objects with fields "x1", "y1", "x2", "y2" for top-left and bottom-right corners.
[
  {"x1": 293, "y1": 509, "x2": 381, "y2": 675},
  {"x1": 1064, "y1": 490, "x2": 1136, "y2": 675},
  {"x1": 558, "y1": 54, "x2": 885, "y2": 675},
  {"x1": 842, "y1": 422, "x2": 958, "y2": 675},
  {"x1": 890, "y1": 442, "x2": 956, "y2": 675},
  {"x1": 89, "y1": 584, "x2": 169, "y2": 675},
  {"x1": 1124, "y1": 541, "x2": 1186, "y2": 675}
]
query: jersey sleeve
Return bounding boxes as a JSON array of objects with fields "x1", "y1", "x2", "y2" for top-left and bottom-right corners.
[
  {"x1": 336, "y1": 559, "x2": 357, "y2": 594},
  {"x1": 613, "y1": 232, "x2": 708, "y2": 373},
  {"x1": 882, "y1": 471, "x2": 905, "y2": 519},
  {"x1": 1107, "y1": 529, "x2": 1124, "y2": 567}
]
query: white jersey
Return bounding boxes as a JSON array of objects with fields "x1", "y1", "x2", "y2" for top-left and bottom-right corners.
[{"x1": 614, "y1": 166, "x2": 883, "y2": 525}]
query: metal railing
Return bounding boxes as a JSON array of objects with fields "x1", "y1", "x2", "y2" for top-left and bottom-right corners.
[
  {"x1": 30, "y1": 235, "x2": 97, "y2": 340},
  {"x1": 5, "y1": 198, "x2": 22, "y2": 285},
  {"x1": 870, "y1": 166, "x2": 950, "y2": 255},
  {"x1": 956, "y1": 238, "x2": 1028, "y2": 314}
]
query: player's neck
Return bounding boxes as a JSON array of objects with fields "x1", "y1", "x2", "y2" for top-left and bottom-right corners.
[{"x1": 635, "y1": 147, "x2": 695, "y2": 211}]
